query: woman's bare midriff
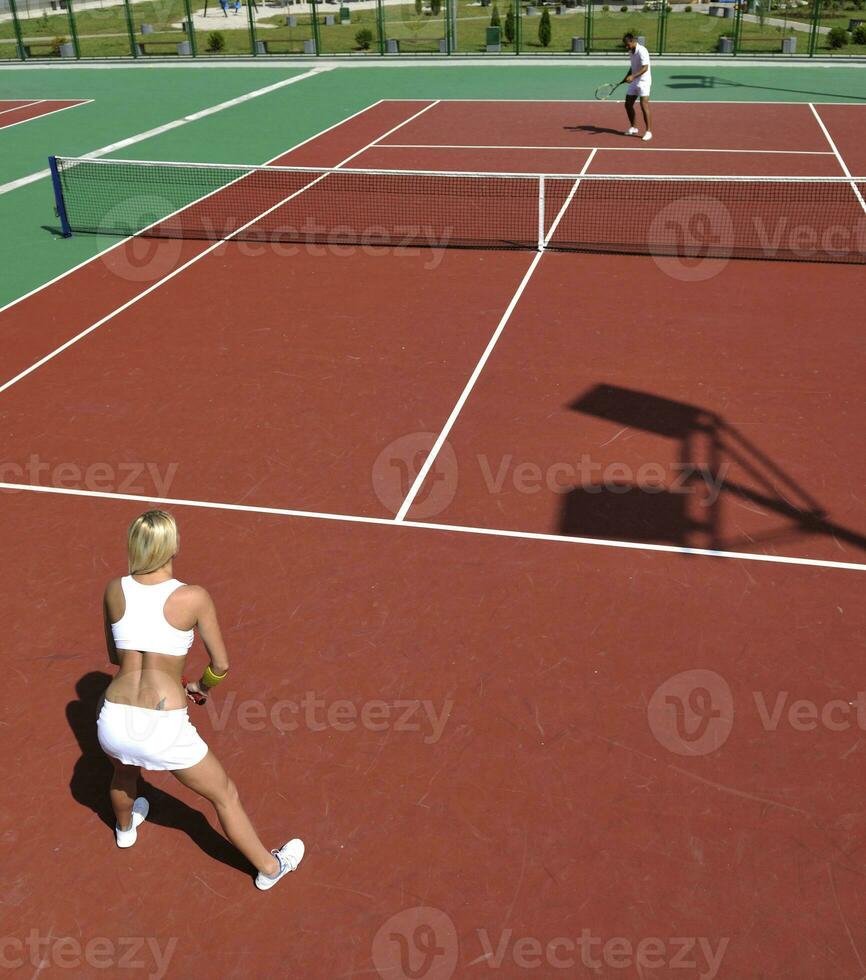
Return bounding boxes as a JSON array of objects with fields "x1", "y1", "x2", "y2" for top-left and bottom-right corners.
[{"x1": 105, "y1": 650, "x2": 187, "y2": 710}]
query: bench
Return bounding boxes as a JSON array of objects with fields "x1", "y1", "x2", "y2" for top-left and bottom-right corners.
[
  {"x1": 737, "y1": 34, "x2": 796, "y2": 51},
  {"x1": 21, "y1": 42, "x2": 58, "y2": 57},
  {"x1": 136, "y1": 39, "x2": 191, "y2": 55},
  {"x1": 256, "y1": 38, "x2": 307, "y2": 52}
]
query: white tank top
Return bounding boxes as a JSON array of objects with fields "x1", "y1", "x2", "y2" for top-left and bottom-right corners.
[{"x1": 111, "y1": 576, "x2": 195, "y2": 657}]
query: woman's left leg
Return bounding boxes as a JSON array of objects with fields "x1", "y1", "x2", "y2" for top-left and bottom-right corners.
[{"x1": 109, "y1": 757, "x2": 140, "y2": 831}]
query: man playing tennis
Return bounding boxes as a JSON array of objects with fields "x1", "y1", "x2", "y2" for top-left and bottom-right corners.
[{"x1": 623, "y1": 32, "x2": 653, "y2": 142}]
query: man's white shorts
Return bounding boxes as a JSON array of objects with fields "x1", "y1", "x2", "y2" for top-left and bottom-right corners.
[{"x1": 627, "y1": 79, "x2": 651, "y2": 97}]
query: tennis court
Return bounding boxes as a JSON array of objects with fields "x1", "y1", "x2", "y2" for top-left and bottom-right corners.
[
  {"x1": 0, "y1": 98, "x2": 90, "y2": 130},
  {"x1": 2, "y1": 73, "x2": 866, "y2": 979}
]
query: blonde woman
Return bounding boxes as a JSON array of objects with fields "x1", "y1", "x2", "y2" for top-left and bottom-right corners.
[{"x1": 97, "y1": 510, "x2": 303, "y2": 890}]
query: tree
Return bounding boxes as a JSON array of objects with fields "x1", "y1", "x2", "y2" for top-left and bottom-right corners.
[
  {"x1": 491, "y1": 2, "x2": 501, "y2": 25},
  {"x1": 504, "y1": 4, "x2": 515, "y2": 41},
  {"x1": 538, "y1": 6, "x2": 551, "y2": 44}
]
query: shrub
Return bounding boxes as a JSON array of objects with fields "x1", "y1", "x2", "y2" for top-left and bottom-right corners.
[
  {"x1": 504, "y1": 4, "x2": 515, "y2": 39},
  {"x1": 206, "y1": 31, "x2": 225, "y2": 51},
  {"x1": 355, "y1": 26, "x2": 374, "y2": 48},
  {"x1": 684, "y1": 3, "x2": 692, "y2": 9},
  {"x1": 852, "y1": 23, "x2": 866, "y2": 42},
  {"x1": 538, "y1": 5, "x2": 551, "y2": 43},
  {"x1": 602, "y1": 3, "x2": 609, "y2": 8},
  {"x1": 827, "y1": 25, "x2": 849, "y2": 46},
  {"x1": 415, "y1": 0, "x2": 422, "y2": 13},
  {"x1": 431, "y1": 0, "x2": 441, "y2": 12},
  {"x1": 491, "y1": 2, "x2": 501, "y2": 24},
  {"x1": 620, "y1": 5, "x2": 627, "y2": 10}
]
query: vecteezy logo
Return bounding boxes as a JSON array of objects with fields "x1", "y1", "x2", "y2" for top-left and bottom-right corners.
[
  {"x1": 371, "y1": 907, "x2": 458, "y2": 980},
  {"x1": 371, "y1": 433, "x2": 458, "y2": 520},
  {"x1": 97, "y1": 194, "x2": 184, "y2": 283},
  {"x1": 647, "y1": 195, "x2": 734, "y2": 283},
  {"x1": 647, "y1": 669, "x2": 734, "y2": 757}
]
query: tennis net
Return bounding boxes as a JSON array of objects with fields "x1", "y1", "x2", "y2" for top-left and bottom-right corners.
[{"x1": 49, "y1": 155, "x2": 866, "y2": 264}]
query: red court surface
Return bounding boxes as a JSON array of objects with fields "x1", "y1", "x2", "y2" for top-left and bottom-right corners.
[
  {"x1": 1, "y1": 98, "x2": 866, "y2": 979},
  {"x1": 0, "y1": 98, "x2": 90, "y2": 130}
]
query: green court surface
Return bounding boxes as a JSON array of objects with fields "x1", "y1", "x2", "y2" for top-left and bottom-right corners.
[{"x1": 1, "y1": 62, "x2": 864, "y2": 307}]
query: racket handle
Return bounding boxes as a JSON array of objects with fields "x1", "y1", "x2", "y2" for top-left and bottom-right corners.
[{"x1": 182, "y1": 675, "x2": 207, "y2": 706}]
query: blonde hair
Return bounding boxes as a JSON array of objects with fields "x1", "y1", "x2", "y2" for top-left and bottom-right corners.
[{"x1": 127, "y1": 510, "x2": 179, "y2": 575}]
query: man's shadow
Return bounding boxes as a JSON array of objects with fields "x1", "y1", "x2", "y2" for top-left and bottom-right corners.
[
  {"x1": 68, "y1": 672, "x2": 253, "y2": 877},
  {"x1": 563, "y1": 125, "x2": 626, "y2": 137}
]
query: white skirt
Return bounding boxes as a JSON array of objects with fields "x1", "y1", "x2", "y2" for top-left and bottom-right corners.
[{"x1": 97, "y1": 699, "x2": 208, "y2": 771}]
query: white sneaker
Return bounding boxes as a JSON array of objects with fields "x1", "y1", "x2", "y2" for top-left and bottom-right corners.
[
  {"x1": 255, "y1": 838, "x2": 305, "y2": 891},
  {"x1": 624, "y1": 126, "x2": 639, "y2": 136},
  {"x1": 115, "y1": 797, "x2": 149, "y2": 848},
  {"x1": 641, "y1": 131, "x2": 653, "y2": 142}
]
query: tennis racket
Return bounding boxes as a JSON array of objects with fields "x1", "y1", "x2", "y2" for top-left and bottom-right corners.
[{"x1": 595, "y1": 81, "x2": 623, "y2": 101}]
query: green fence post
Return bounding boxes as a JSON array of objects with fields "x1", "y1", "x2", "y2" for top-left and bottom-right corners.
[
  {"x1": 8, "y1": 0, "x2": 27, "y2": 60},
  {"x1": 808, "y1": 0, "x2": 821, "y2": 56},
  {"x1": 182, "y1": 0, "x2": 197, "y2": 56},
  {"x1": 584, "y1": 0, "x2": 592, "y2": 54},
  {"x1": 64, "y1": 0, "x2": 81, "y2": 58},
  {"x1": 246, "y1": 0, "x2": 257, "y2": 53},
  {"x1": 309, "y1": 0, "x2": 321, "y2": 54},
  {"x1": 376, "y1": 0, "x2": 385, "y2": 53},
  {"x1": 732, "y1": 0, "x2": 742, "y2": 54},
  {"x1": 657, "y1": 0, "x2": 667, "y2": 53},
  {"x1": 123, "y1": 0, "x2": 138, "y2": 57}
]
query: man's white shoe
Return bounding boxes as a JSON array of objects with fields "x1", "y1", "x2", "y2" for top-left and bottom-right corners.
[
  {"x1": 115, "y1": 797, "x2": 149, "y2": 848},
  {"x1": 641, "y1": 131, "x2": 653, "y2": 142},
  {"x1": 625, "y1": 126, "x2": 639, "y2": 136},
  {"x1": 255, "y1": 839, "x2": 305, "y2": 891}
]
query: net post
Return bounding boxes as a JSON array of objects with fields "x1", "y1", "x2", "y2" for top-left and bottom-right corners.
[
  {"x1": 48, "y1": 157, "x2": 72, "y2": 239},
  {"x1": 537, "y1": 175, "x2": 545, "y2": 251}
]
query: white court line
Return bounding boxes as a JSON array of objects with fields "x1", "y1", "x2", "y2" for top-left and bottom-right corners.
[
  {"x1": 394, "y1": 149, "x2": 597, "y2": 523},
  {"x1": 809, "y1": 102, "x2": 866, "y2": 215},
  {"x1": 378, "y1": 143, "x2": 836, "y2": 156},
  {"x1": 0, "y1": 98, "x2": 92, "y2": 133},
  {"x1": 2, "y1": 481, "x2": 864, "y2": 573},
  {"x1": 377, "y1": 97, "x2": 866, "y2": 104},
  {"x1": 0, "y1": 94, "x2": 389, "y2": 318},
  {"x1": 0, "y1": 99, "x2": 43, "y2": 116},
  {"x1": 0, "y1": 100, "x2": 439, "y2": 397},
  {"x1": 0, "y1": 69, "x2": 328, "y2": 196}
]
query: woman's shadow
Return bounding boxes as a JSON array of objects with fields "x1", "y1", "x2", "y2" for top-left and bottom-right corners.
[{"x1": 68, "y1": 672, "x2": 253, "y2": 877}]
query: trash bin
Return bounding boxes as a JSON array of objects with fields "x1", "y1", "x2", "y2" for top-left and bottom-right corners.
[
  {"x1": 386, "y1": 37, "x2": 399, "y2": 52},
  {"x1": 256, "y1": 39, "x2": 266, "y2": 53},
  {"x1": 781, "y1": 35, "x2": 796, "y2": 52},
  {"x1": 176, "y1": 40, "x2": 191, "y2": 54},
  {"x1": 339, "y1": 6, "x2": 350, "y2": 21},
  {"x1": 59, "y1": 41, "x2": 75, "y2": 57},
  {"x1": 439, "y1": 37, "x2": 447, "y2": 51},
  {"x1": 286, "y1": 13, "x2": 297, "y2": 24},
  {"x1": 718, "y1": 34, "x2": 733, "y2": 51},
  {"x1": 141, "y1": 23, "x2": 155, "y2": 33},
  {"x1": 486, "y1": 24, "x2": 501, "y2": 50},
  {"x1": 303, "y1": 37, "x2": 315, "y2": 52},
  {"x1": 571, "y1": 35, "x2": 585, "y2": 51}
]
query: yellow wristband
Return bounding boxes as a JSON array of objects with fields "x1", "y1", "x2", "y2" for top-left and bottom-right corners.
[{"x1": 201, "y1": 665, "x2": 228, "y2": 689}]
